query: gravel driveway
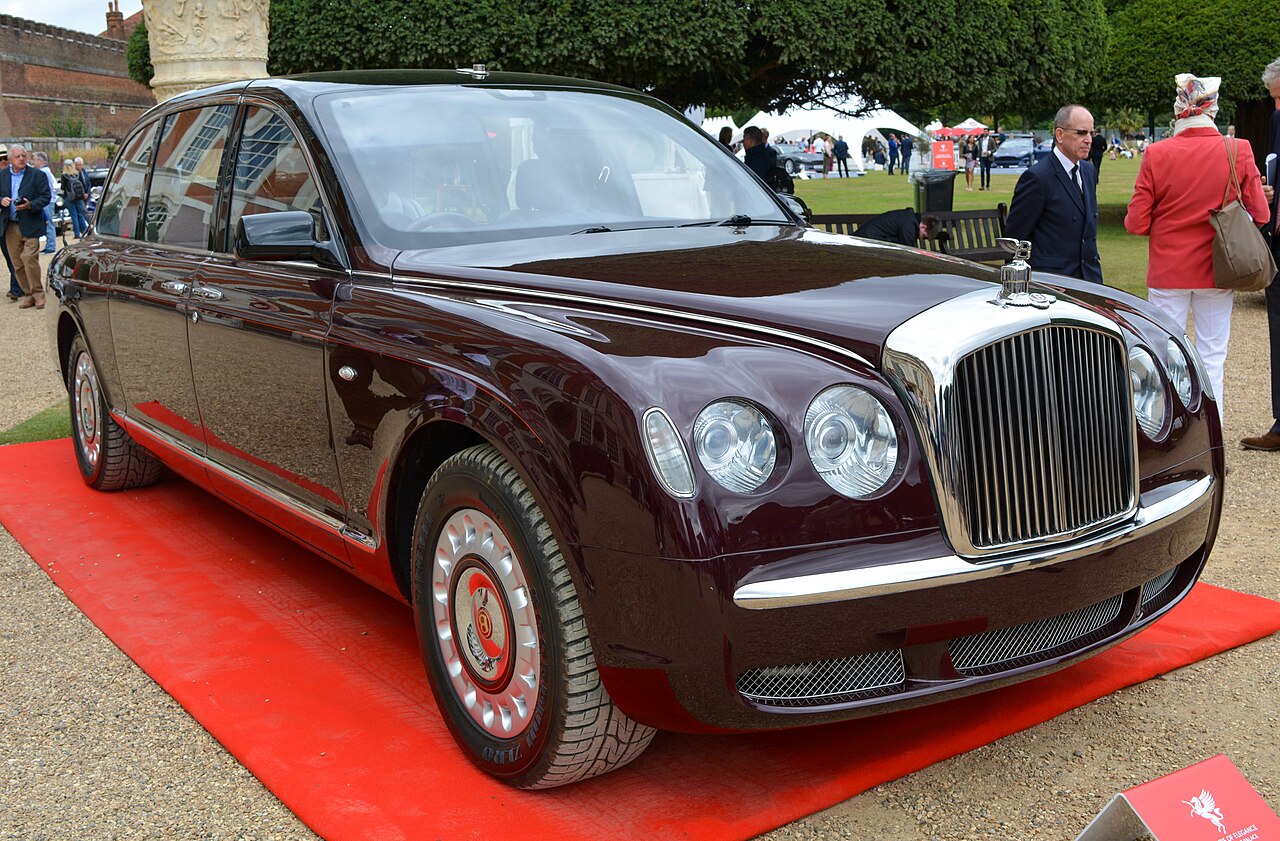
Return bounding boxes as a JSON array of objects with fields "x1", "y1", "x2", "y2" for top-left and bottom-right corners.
[{"x1": 1, "y1": 257, "x2": 1276, "y2": 839}]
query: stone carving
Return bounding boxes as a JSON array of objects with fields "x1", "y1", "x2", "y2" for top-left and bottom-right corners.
[{"x1": 143, "y1": 0, "x2": 270, "y2": 101}]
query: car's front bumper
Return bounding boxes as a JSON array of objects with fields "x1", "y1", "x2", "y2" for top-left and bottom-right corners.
[{"x1": 579, "y1": 453, "x2": 1220, "y2": 733}]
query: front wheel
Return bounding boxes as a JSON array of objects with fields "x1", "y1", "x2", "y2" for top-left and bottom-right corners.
[
  {"x1": 67, "y1": 334, "x2": 162, "y2": 490},
  {"x1": 411, "y1": 444, "x2": 655, "y2": 788}
]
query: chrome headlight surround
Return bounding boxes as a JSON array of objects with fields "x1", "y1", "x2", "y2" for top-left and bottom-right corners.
[
  {"x1": 1165, "y1": 337, "x2": 1193, "y2": 408},
  {"x1": 642, "y1": 408, "x2": 695, "y2": 498},
  {"x1": 692, "y1": 399, "x2": 778, "y2": 493},
  {"x1": 1128, "y1": 345, "x2": 1167, "y2": 439},
  {"x1": 804, "y1": 385, "x2": 900, "y2": 499}
]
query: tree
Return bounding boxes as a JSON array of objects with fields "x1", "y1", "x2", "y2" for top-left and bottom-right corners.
[
  {"x1": 127, "y1": 18, "x2": 153, "y2": 88},
  {"x1": 1102, "y1": 0, "x2": 1280, "y2": 127},
  {"x1": 125, "y1": 0, "x2": 1111, "y2": 118},
  {"x1": 266, "y1": 0, "x2": 1109, "y2": 117}
]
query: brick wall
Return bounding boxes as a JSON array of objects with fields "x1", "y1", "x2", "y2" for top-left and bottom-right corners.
[{"x1": 0, "y1": 14, "x2": 155, "y2": 138}]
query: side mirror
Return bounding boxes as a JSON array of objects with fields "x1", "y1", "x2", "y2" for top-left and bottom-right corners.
[
  {"x1": 236, "y1": 211, "x2": 319, "y2": 261},
  {"x1": 777, "y1": 192, "x2": 812, "y2": 225}
]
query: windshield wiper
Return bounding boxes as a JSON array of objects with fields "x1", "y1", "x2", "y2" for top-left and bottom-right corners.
[
  {"x1": 676, "y1": 215, "x2": 794, "y2": 228},
  {"x1": 570, "y1": 225, "x2": 613, "y2": 235}
]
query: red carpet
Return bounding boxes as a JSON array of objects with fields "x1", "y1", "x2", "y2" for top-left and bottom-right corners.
[{"x1": 2, "y1": 438, "x2": 1277, "y2": 841}]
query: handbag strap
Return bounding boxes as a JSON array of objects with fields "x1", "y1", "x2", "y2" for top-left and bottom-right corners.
[{"x1": 1222, "y1": 135, "x2": 1244, "y2": 208}]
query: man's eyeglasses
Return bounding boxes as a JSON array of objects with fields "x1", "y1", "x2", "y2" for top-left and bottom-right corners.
[{"x1": 1059, "y1": 128, "x2": 1092, "y2": 137}]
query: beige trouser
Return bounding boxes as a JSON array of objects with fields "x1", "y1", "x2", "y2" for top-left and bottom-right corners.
[{"x1": 5, "y1": 222, "x2": 42, "y2": 296}]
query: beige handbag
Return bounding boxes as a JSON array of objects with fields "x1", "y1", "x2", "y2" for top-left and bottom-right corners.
[{"x1": 1210, "y1": 137, "x2": 1276, "y2": 292}]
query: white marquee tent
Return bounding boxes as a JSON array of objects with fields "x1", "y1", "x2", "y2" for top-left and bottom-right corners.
[
  {"x1": 699, "y1": 115, "x2": 739, "y2": 143},
  {"x1": 741, "y1": 101, "x2": 924, "y2": 172}
]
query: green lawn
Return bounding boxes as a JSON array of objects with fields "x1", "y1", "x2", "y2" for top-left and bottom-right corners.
[
  {"x1": 794, "y1": 156, "x2": 1149, "y2": 299},
  {"x1": 0, "y1": 403, "x2": 71, "y2": 446}
]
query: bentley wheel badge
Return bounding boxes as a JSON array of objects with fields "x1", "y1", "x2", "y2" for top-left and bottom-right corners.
[{"x1": 995, "y1": 237, "x2": 1056, "y2": 309}]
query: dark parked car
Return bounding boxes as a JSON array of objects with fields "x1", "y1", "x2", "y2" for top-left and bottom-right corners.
[
  {"x1": 993, "y1": 138, "x2": 1035, "y2": 167},
  {"x1": 51, "y1": 69, "x2": 1222, "y2": 790},
  {"x1": 83, "y1": 167, "x2": 109, "y2": 217},
  {"x1": 1034, "y1": 139, "x2": 1054, "y2": 162},
  {"x1": 771, "y1": 141, "x2": 825, "y2": 173}
]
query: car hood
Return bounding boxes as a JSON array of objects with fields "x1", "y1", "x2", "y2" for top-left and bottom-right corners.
[{"x1": 392, "y1": 226, "x2": 1000, "y2": 367}]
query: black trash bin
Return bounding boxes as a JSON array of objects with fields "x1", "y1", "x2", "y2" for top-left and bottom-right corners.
[{"x1": 912, "y1": 169, "x2": 958, "y2": 213}]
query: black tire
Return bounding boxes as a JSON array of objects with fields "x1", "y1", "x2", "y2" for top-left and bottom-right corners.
[
  {"x1": 67, "y1": 334, "x2": 162, "y2": 491},
  {"x1": 784, "y1": 159, "x2": 796, "y2": 174},
  {"x1": 411, "y1": 444, "x2": 655, "y2": 788}
]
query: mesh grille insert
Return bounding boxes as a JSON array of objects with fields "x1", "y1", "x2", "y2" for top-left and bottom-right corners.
[
  {"x1": 950, "y1": 594, "x2": 1125, "y2": 676},
  {"x1": 737, "y1": 649, "x2": 905, "y2": 707}
]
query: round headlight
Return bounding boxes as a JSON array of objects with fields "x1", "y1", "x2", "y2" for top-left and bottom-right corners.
[
  {"x1": 693, "y1": 400, "x2": 777, "y2": 493},
  {"x1": 1128, "y1": 346, "x2": 1166, "y2": 438},
  {"x1": 804, "y1": 385, "x2": 899, "y2": 498},
  {"x1": 1166, "y1": 338, "x2": 1192, "y2": 407}
]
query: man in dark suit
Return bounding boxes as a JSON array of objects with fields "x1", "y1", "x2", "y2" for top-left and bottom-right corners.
[
  {"x1": 1088, "y1": 128, "x2": 1106, "y2": 184},
  {"x1": 0, "y1": 144, "x2": 51, "y2": 308},
  {"x1": 1240, "y1": 59, "x2": 1280, "y2": 451},
  {"x1": 854, "y1": 208, "x2": 945, "y2": 248},
  {"x1": 1004, "y1": 104, "x2": 1103, "y2": 283}
]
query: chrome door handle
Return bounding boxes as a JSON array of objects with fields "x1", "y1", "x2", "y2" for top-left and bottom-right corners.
[
  {"x1": 192, "y1": 284, "x2": 224, "y2": 301},
  {"x1": 159, "y1": 280, "x2": 189, "y2": 296}
]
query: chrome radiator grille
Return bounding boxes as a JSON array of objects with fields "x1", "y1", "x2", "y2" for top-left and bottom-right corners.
[
  {"x1": 737, "y1": 649, "x2": 905, "y2": 707},
  {"x1": 948, "y1": 326, "x2": 1135, "y2": 551}
]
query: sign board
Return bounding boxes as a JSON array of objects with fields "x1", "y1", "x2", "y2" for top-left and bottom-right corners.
[
  {"x1": 931, "y1": 140, "x2": 956, "y2": 171},
  {"x1": 1076, "y1": 755, "x2": 1280, "y2": 841}
]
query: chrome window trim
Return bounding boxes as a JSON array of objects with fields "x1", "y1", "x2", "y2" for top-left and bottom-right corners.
[
  {"x1": 733, "y1": 475, "x2": 1213, "y2": 610},
  {"x1": 882, "y1": 287, "x2": 1140, "y2": 558}
]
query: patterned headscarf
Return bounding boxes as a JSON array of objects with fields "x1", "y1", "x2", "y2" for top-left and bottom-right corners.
[{"x1": 1174, "y1": 73, "x2": 1221, "y2": 120}]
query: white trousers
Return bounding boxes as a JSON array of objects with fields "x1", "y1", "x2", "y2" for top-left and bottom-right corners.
[{"x1": 1146, "y1": 287, "x2": 1233, "y2": 421}]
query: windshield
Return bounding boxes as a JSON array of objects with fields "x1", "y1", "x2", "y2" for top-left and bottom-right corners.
[{"x1": 316, "y1": 86, "x2": 787, "y2": 249}]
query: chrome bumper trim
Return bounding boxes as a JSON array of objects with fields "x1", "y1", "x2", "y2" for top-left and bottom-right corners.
[{"x1": 733, "y1": 475, "x2": 1214, "y2": 610}]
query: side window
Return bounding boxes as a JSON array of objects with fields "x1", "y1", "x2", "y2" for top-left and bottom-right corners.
[
  {"x1": 229, "y1": 107, "x2": 324, "y2": 246},
  {"x1": 96, "y1": 121, "x2": 159, "y2": 238},
  {"x1": 145, "y1": 105, "x2": 234, "y2": 249}
]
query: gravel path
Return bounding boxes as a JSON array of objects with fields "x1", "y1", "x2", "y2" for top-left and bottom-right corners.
[{"x1": 1, "y1": 260, "x2": 1276, "y2": 839}]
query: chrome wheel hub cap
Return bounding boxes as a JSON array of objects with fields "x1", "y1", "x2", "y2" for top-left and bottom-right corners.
[
  {"x1": 431, "y1": 508, "x2": 539, "y2": 738},
  {"x1": 73, "y1": 352, "x2": 101, "y2": 469}
]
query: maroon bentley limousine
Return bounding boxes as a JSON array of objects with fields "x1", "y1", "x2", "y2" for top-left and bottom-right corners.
[{"x1": 49, "y1": 69, "x2": 1222, "y2": 788}]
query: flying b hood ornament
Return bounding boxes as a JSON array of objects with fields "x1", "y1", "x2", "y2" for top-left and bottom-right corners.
[{"x1": 995, "y1": 238, "x2": 1056, "y2": 309}]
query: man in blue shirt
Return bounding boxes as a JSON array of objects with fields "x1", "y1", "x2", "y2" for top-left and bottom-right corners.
[{"x1": 1, "y1": 144, "x2": 51, "y2": 309}]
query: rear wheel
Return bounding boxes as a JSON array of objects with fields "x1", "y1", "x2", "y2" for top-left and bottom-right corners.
[
  {"x1": 411, "y1": 444, "x2": 655, "y2": 788},
  {"x1": 67, "y1": 334, "x2": 162, "y2": 490}
]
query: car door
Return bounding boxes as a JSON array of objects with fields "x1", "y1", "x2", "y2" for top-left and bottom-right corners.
[
  {"x1": 185, "y1": 101, "x2": 351, "y2": 563},
  {"x1": 102, "y1": 114, "x2": 215, "y2": 473}
]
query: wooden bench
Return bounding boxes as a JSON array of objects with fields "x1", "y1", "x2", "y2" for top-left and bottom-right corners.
[{"x1": 810, "y1": 204, "x2": 1009, "y2": 263}]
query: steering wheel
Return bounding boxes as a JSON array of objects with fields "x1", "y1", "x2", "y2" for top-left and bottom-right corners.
[{"x1": 406, "y1": 212, "x2": 480, "y2": 232}]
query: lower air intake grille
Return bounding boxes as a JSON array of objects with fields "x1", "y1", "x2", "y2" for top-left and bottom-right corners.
[
  {"x1": 1141, "y1": 568, "x2": 1178, "y2": 608},
  {"x1": 737, "y1": 649, "x2": 905, "y2": 707},
  {"x1": 950, "y1": 594, "x2": 1125, "y2": 676}
]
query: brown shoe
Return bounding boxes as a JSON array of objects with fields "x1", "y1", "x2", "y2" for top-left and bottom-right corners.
[
  {"x1": 1240, "y1": 431, "x2": 1280, "y2": 451},
  {"x1": 4, "y1": 291, "x2": 18, "y2": 302},
  {"x1": 33, "y1": 293, "x2": 45, "y2": 310},
  {"x1": 17, "y1": 295, "x2": 34, "y2": 309}
]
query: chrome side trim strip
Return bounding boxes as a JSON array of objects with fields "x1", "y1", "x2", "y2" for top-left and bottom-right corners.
[
  {"x1": 113, "y1": 410, "x2": 373, "y2": 551},
  {"x1": 733, "y1": 475, "x2": 1214, "y2": 610},
  {"x1": 389, "y1": 275, "x2": 874, "y2": 369}
]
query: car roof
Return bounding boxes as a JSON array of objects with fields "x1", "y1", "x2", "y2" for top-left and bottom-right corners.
[{"x1": 155, "y1": 68, "x2": 643, "y2": 113}]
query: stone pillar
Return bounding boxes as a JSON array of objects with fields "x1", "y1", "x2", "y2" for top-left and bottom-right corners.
[{"x1": 143, "y1": 0, "x2": 269, "y2": 102}]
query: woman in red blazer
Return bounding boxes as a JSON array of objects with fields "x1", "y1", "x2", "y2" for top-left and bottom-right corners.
[{"x1": 1125, "y1": 74, "x2": 1270, "y2": 422}]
